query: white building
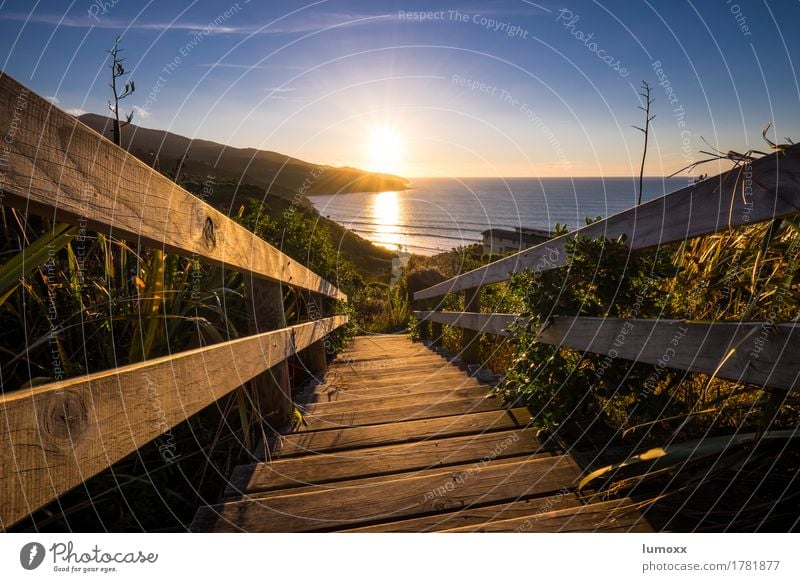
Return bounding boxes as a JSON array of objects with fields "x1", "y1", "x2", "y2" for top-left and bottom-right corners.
[{"x1": 481, "y1": 227, "x2": 551, "y2": 255}]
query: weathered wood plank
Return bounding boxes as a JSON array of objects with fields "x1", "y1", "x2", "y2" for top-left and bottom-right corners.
[
  {"x1": 238, "y1": 453, "x2": 546, "y2": 502},
  {"x1": 302, "y1": 375, "x2": 484, "y2": 402},
  {"x1": 191, "y1": 454, "x2": 580, "y2": 532},
  {"x1": 325, "y1": 361, "x2": 468, "y2": 381},
  {"x1": 322, "y1": 372, "x2": 471, "y2": 392},
  {"x1": 300, "y1": 395, "x2": 506, "y2": 431},
  {"x1": 441, "y1": 497, "x2": 652, "y2": 532},
  {"x1": 245, "y1": 277, "x2": 291, "y2": 431},
  {"x1": 415, "y1": 314, "x2": 800, "y2": 391},
  {"x1": 347, "y1": 494, "x2": 581, "y2": 532},
  {"x1": 276, "y1": 407, "x2": 534, "y2": 457},
  {"x1": 0, "y1": 316, "x2": 346, "y2": 529},
  {"x1": 0, "y1": 73, "x2": 345, "y2": 300},
  {"x1": 414, "y1": 311, "x2": 520, "y2": 336},
  {"x1": 328, "y1": 353, "x2": 448, "y2": 370},
  {"x1": 225, "y1": 428, "x2": 545, "y2": 498},
  {"x1": 415, "y1": 144, "x2": 800, "y2": 300},
  {"x1": 301, "y1": 385, "x2": 490, "y2": 414},
  {"x1": 462, "y1": 287, "x2": 482, "y2": 364}
]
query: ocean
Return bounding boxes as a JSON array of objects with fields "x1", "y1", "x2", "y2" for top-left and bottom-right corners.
[{"x1": 308, "y1": 177, "x2": 691, "y2": 255}]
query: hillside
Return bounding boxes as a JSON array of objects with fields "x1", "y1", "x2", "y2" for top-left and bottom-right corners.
[
  {"x1": 78, "y1": 114, "x2": 409, "y2": 196},
  {"x1": 77, "y1": 114, "x2": 399, "y2": 281}
]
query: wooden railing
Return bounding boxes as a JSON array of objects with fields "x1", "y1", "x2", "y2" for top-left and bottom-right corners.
[
  {"x1": 413, "y1": 144, "x2": 800, "y2": 391},
  {"x1": 0, "y1": 73, "x2": 348, "y2": 528}
]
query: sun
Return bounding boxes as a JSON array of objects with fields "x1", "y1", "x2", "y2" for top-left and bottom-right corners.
[{"x1": 365, "y1": 125, "x2": 405, "y2": 175}]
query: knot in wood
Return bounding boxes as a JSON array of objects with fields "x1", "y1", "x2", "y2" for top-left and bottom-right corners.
[
  {"x1": 202, "y1": 216, "x2": 217, "y2": 249},
  {"x1": 42, "y1": 390, "x2": 89, "y2": 442}
]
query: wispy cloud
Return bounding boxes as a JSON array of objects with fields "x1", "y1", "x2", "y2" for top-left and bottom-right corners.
[
  {"x1": 132, "y1": 105, "x2": 151, "y2": 118},
  {"x1": 0, "y1": 11, "x2": 393, "y2": 35},
  {"x1": 44, "y1": 95, "x2": 60, "y2": 105},
  {"x1": 65, "y1": 107, "x2": 87, "y2": 116}
]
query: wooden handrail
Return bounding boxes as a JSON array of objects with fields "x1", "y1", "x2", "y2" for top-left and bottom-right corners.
[
  {"x1": 0, "y1": 316, "x2": 347, "y2": 529},
  {"x1": 414, "y1": 144, "x2": 800, "y2": 300},
  {"x1": 414, "y1": 311, "x2": 800, "y2": 391},
  {"x1": 0, "y1": 72, "x2": 346, "y2": 301}
]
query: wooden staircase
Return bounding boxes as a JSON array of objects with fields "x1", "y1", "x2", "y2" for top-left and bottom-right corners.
[{"x1": 191, "y1": 335, "x2": 651, "y2": 532}]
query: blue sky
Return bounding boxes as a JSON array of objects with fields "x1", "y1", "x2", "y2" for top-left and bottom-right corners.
[{"x1": 1, "y1": 0, "x2": 798, "y2": 176}]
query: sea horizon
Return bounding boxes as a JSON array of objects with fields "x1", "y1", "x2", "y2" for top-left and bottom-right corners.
[{"x1": 310, "y1": 176, "x2": 691, "y2": 255}]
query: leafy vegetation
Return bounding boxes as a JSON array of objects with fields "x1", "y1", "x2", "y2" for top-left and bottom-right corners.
[{"x1": 0, "y1": 166, "x2": 394, "y2": 530}]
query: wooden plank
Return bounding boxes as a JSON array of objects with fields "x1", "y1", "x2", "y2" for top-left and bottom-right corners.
[
  {"x1": 302, "y1": 375, "x2": 484, "y2": 402},
  {"x1": 462, "y1": 287, "x2": 482, "y2": 364},
  {"x1": 323, "y1": 366, "x2": 470, "y2": 387},
  {"x1": 417, "y1": 314, "x2": 800, "y2": 391},
  {"x1": 0, "y1": 73, "x2": 345, "y2": 300},
  {"x1": 414, "y1": 144, "x2": 800, "y2": 300},
  {"x1": 225, "y1": 428, "x2": 545, "y2": 497},
  {"x1": 441, "y1": 498, "x2": 652, "y2": 532},
  {"x1": 190, "y1": 454, "x2": 580, "y2": 532},
  {"x1": 538, "y1": 317, "x2": 800, "y2": 391},
  {"x1": 276, "y1": 407, "x2": 534, "y2": 457},
  {"x1": 241, "y1": 454, "x2": 547, "y2": 502},
  {"x1": 414, "y1": 311, "x2": 519, "y2": 337},
  {"x1": 246, "y1": 277, "x2": 291, "y2": 431},
  {"x1": 329, "y1": 353, "x2": 448, "y2": 369},
  {"x1": 0, "y1": 316, "x2": 346, "y2": 529},
  {"x1": 347, "y1": 494, "x2": 582, "y2": 532},
  {"x1": 300, "y1": 395, "x2": 506, "y2": 431},
  {"x1": 325, "y1": 360, "x2": 466, "y2": 380},
  {"x1": 301, "y1": 385, "x2": 490, "y2": 414}
]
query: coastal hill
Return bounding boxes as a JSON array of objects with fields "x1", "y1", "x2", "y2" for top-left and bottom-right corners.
[
  {"x1": 78, "y1": 113, "x2": 409, "y2": 198},
  {"x1": 77, "y1": 113, "x2": 399, "y2": 281}
]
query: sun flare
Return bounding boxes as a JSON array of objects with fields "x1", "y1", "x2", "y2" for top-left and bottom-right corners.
[{"x1": 365, "y1": 126, "x2": 405, "y2": 175}]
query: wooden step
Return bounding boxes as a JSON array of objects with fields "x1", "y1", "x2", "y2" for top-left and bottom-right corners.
[
  {"x1": 300, "y1": 395, "x2": 506, "y2": 431},
  {"x1": 241, "y1": 454, "x2": 549, "y2": 502},
  {"x1": 276, "y1": 407, "x2": 534, "y2": 457},
  {"x1": 300, "y1": 375, "x2": 485, "y2": 403},
  {"x1": 191, "y1": 454, "x2": 580, "y2": 532},
  {"x1": 346, "y1": 494, "x2": 583, "y2": 532},
  {"x1": 225, "y1": 428, "x2": 545, "y2": 498},
  {"x1": 330, "y1": 351, "x2": 445, "y2": 365},
  {"x1": 306, "y1": 374, "x2": 482, "y2": 399},
  {"x1": 317, "y1": 371, "x2": 471, "y2": 392},
  {"x1": 301, "y1": 385, "x2": 490, "y2": 415},
  {"x1": 441, "y1": 498, "x2": 652, "y2": 532},
  {"x1": 325, "y1": 362, "x2": 469, "y2": 383}
]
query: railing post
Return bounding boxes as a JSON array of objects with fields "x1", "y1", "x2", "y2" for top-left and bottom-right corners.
[
  {"x1": 298, "y1": 293, "x2": 328, "y2": 382},
  {"x1": 431, "y1": 319, "x2": 443, "y2": 347},
  {"x1": 246, "y1": 277, "x2": 292, "y2": 431},
  {"x1": 462, "y1": 286, "x2": 482, "y2": 365}
]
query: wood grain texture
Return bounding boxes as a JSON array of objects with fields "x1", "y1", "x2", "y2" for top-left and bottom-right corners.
[
  {"x1": 0, "y1": 73, "x2": 345, "y2": 300},
  {"x1": 414, "y1": 311, "x2": 520, "y2": 336},
  {"x1": 191, "y1": 455, "x2": 580, "y2": 532},
  {"x1": 416, "y1": 314, "x2": 800, "y2": 391},
  {"x1": 324, "y1": 360, "x2": 467, "y2": 381},
  {"x1": 347, "y1": 494, "x2": 582, "y2": 532},
  {"x1": 302, "y1": 375, "x2": 484, "y2": 402},
  {"x1": 301, "y1": 384, "x2": 490, "y2": 413},
  {"x1": 441, "y1": 497, "x2": 652, "y2": 532},
  {"x1": 241, "y1": 454, "x2": 548, "y2": 501},
  {"x1": 415, "y1": 144, "x2": 800, "y2": 300},
  {"x1": 225, "y1": 428, "x2": 545, "y2": 498},
  {"x1": 462, "y1": 287, "x2": 482, "y2": 364},
  {"x1": 0, "y1": 316, "x2": 346, "y2": 529},
  {"x1": 276, "y1": 407, "x2": 535, "y2": 457},
  {"x1": 246, "y1": 277, "x2": 291, "y2": 429},
  {"x1": 300, "y1": 394, "x2": 506, "y2": 431}
]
